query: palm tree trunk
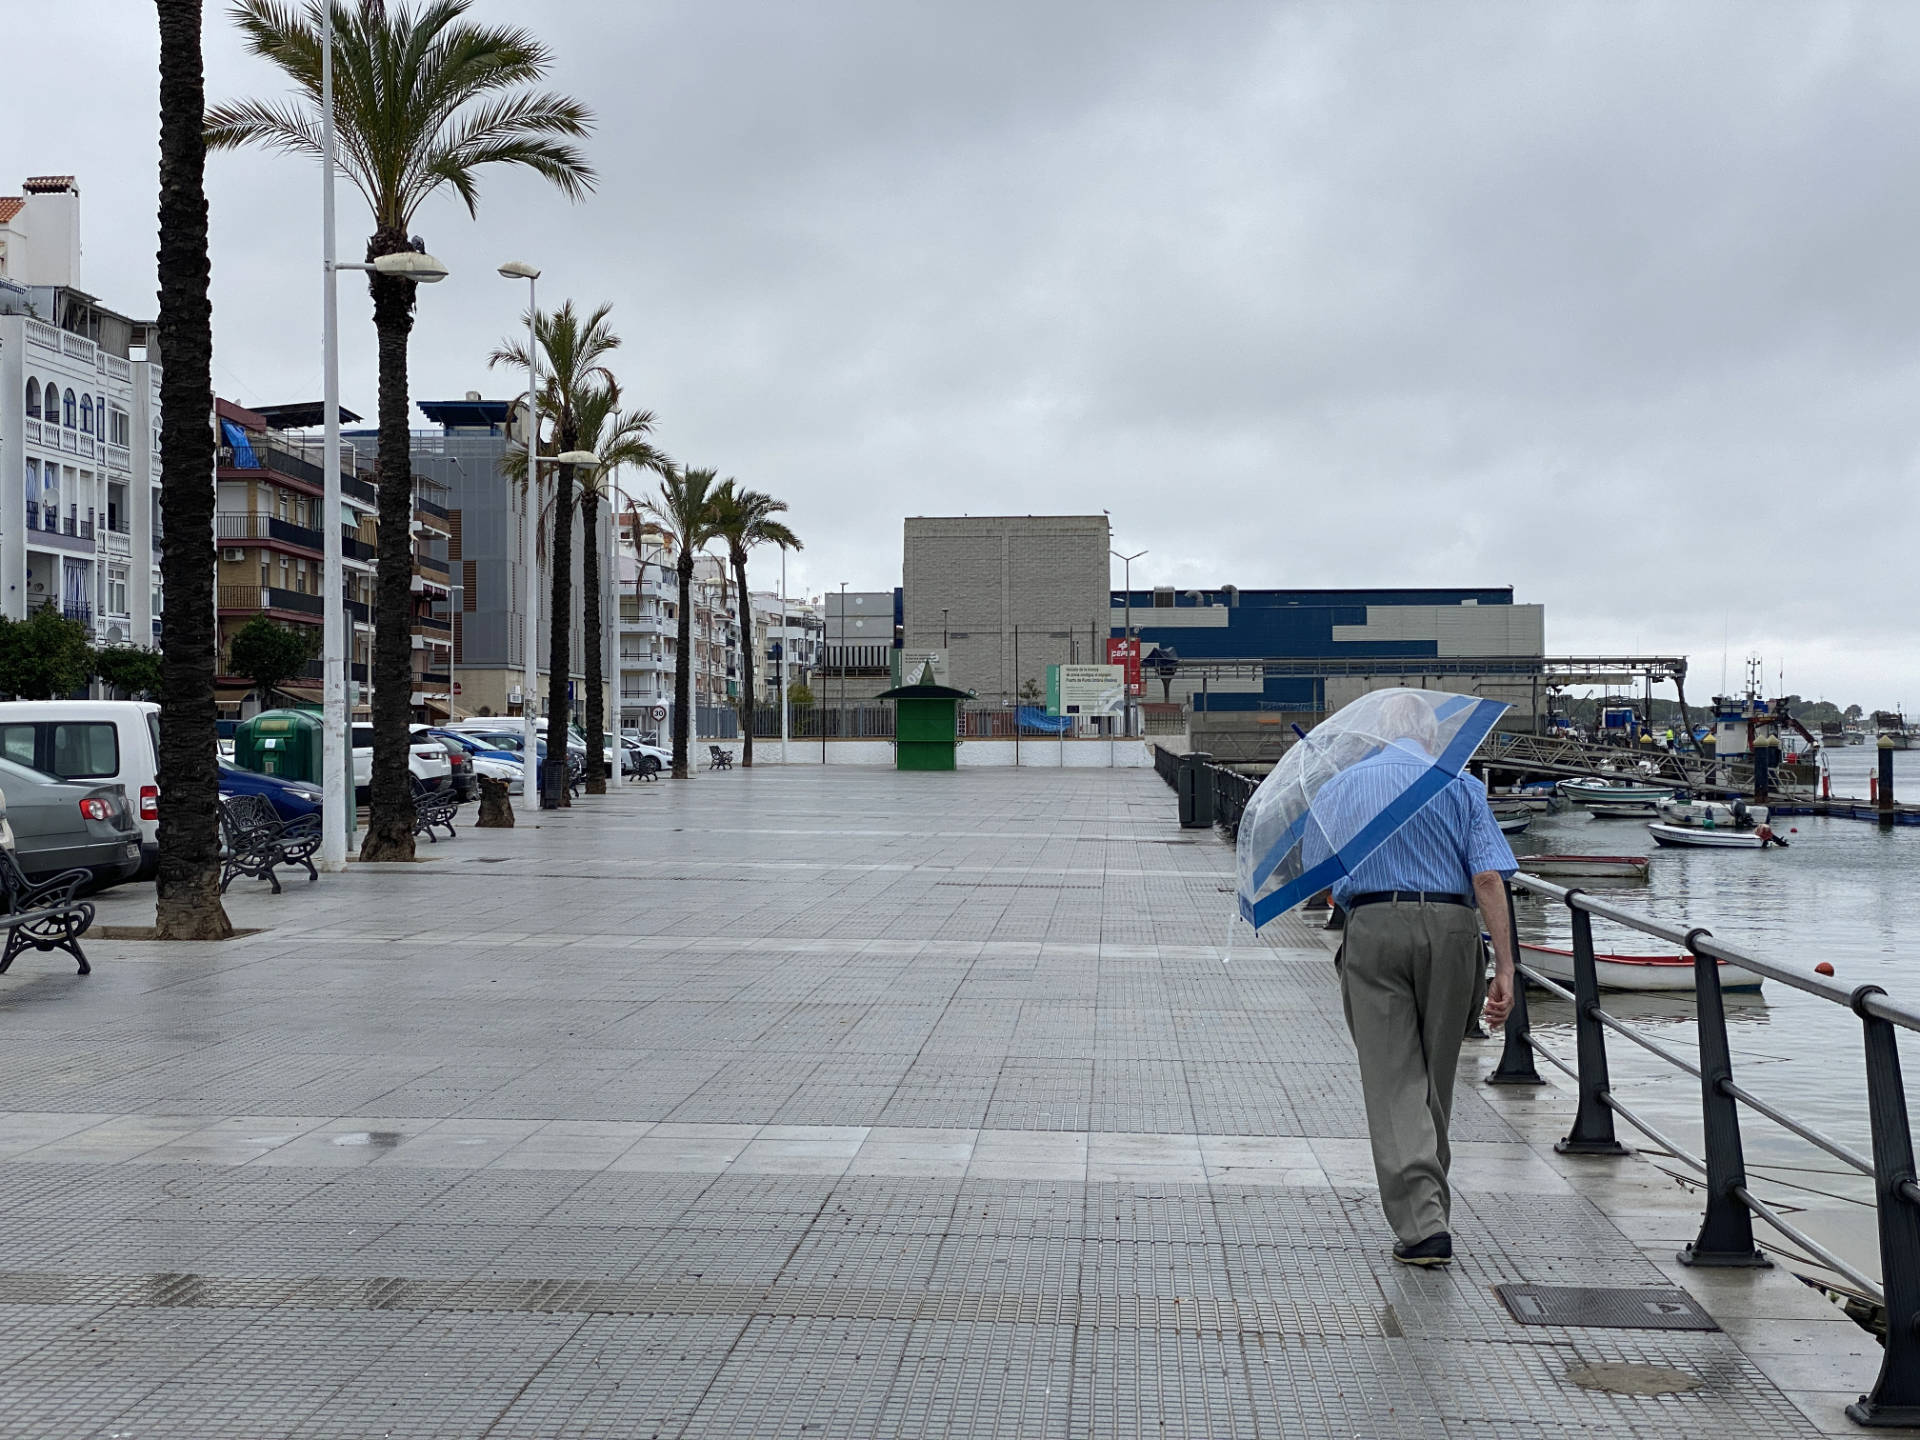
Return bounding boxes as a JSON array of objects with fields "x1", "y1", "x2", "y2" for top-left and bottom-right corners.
[
  {"x1": 733, "y1": 550, "x2": 755, "y2": 766},
  {"x1": 672, "y1": 552, "x2": 694, "y2": 778},
  {"x1": 359, "y1": 244, "x2": 418, "y2": 860},
  {"x1": 581, "y1": 489, "x2": 605, "y2": 794},
  {"x1": 543, "y1": 459, "x2": 575, "y2": 806},
  {"x1": 152, "y1": 0, "x2": 232, "y2": 940}
]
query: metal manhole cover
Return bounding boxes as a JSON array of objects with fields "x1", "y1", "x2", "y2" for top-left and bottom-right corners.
[{"x1": 1495, "y1": 1284, "x2": 1717, "y2": 1331}]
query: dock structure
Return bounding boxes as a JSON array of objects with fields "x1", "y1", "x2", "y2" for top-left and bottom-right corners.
[{"x1": 0, "y1": 768, "x2": 1886, "y2": 1435}]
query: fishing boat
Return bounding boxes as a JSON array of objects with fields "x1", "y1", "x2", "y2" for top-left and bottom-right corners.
[
  {"x1": 1495, "y1": 811, "x2": 1531, "y2": 835},
  {"x1": 1659, "y1": 798, "x2": 1768, "y2": 827},
  {"x1": 1584, "y1": 799, "x2": 1662, "y2": 819},
  {"x1": 1647, "y1": 821, "x2": 1786, "y2": 849},
  {"x1": 1519, "y1": 942, "x2": 1765, "y2": 993},
  {"x1": 1489, "y1": 784, "x2": 1565, "y2": 814},
  {"x1": 1519, "y1": 854, "x2": 1650, "y2": 880},
  {"x1": 1560, "y1": 777, "x2": 1675, "y2": 806}
]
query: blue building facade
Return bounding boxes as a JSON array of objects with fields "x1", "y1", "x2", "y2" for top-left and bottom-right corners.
[{"x1": 1113, "y1": 586, "x2": 1544, "y2": 717}]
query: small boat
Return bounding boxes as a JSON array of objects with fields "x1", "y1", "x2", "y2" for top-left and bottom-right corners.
[
  {"x1": 1496, "y1": 811, "x2": 1531, "y2": 835},
  {"x1": 1647, "y1": 821, "x2": 1786, "y2": 849},
  {"x1": 1490, "y1": 785, "x2": 1565, "y2": 814},
  {"x1": 1520, "y1": 854, "x2": 1650, "y2": 880},
  {"x1": 1560, "y1": 777, "x2": 1675, "y2": 806},
  {"x1": 1585, "y1": 799, "x2": 1661, "y2": 819},
  {"x1": 1519, "y1": 942, "x2": 1765, "y2": 992},
  {"x1": 1660, "y1": 798, "x2": 1768, "y2": 827}
]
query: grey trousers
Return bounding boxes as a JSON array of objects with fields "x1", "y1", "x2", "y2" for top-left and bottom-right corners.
[{"x1": 1335, "y1": 900, "x2": 1483, "y2": 1245}]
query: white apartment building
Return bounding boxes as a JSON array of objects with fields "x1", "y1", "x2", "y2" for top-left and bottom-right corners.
[
  {"x1": 614, "y1": 519, "x2": 740, "y2": 730},
  {"x1": 0, "y1": 178, "x2": 161, "y2": 648},
  {"x1": 752, "y1": 592, "x2": 822, "y2": 702}
]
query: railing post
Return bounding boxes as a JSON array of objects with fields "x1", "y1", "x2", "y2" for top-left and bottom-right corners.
[
  {"x1": 1488, "y1": 883, "x2": 1544, "y2": 1086},
  {"x1": 1556, "y1": 901, "x2": 1628, "y2": 1155},
  {"x1": 1846, "y1": 985, "x2": 1920, "y2": 1428},
  {"x1": 1679, "y1": 928, "x2": 1770, "y2": 1268}
]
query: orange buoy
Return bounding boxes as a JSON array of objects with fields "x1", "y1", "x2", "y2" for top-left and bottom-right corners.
[{"x1": 1815, "y1": 962, "x2": 1835, "y2": 976}]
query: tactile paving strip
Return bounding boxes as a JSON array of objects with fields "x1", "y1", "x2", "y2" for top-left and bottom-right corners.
[{"x1": 1494, "y1": 1283, "x2": 1718, "y2": 1331}]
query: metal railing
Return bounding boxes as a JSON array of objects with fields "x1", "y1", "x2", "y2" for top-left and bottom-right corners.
[
  {"x1": 216, "y1": 513, "x2": 326, "y2": 552},
  {"x1": 1490, "y1": 874, "x2": 1920, "y2": 1425}
]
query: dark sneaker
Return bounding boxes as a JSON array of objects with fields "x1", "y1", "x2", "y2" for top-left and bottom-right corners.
[{"x1": 1392, "y1": 1232, "x2": 1453, "y2": 1267}]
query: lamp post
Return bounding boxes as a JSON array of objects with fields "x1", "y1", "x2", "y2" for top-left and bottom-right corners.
[
  {"x1": 318, "y1": 0, "x2": 449, "y2": 867},
  {"x1": 1111, "y1": 547, "x2": 1146, "y2": 738},
  {"x1": 779, "y1": 546, "x2": 789, "y2": 765},
  {"x1": 497, "y1": 261, "x2": 541, "y2": 801},
  {"x1": 447, "y1": 582, "x2": 462, "y2": 721},
  {"x1": 838, "y1": 580, "x2": 848, "y2": 715}
]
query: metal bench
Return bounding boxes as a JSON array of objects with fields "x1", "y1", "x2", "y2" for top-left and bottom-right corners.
[
  {"x1": 0, "y1": 849, "x2": 95, "y2": 975},
  {"x1": 412, "y1": 782, "x2": 460, "y2": 842},
  {"x1": 218, "y1": 793, "x2": 321, "y2": 893},
  {"x1": 707, "y1": 745, "x2": 734, "y2": 771}
]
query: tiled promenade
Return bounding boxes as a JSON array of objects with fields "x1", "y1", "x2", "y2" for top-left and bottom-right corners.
[{"x1": 0, "y1": 767, "x2": 1888, "y2": 1436}]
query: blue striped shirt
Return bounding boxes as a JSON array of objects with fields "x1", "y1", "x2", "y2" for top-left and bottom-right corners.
[{"x1": 1300, "y1": 739, "x2": 1517, "y2": 907}]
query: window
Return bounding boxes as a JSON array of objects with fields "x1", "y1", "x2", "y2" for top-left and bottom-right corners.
[
  {"x1": 25, "y1": 459, "x2": 36, "y2": 506},
  {"x1": 62, "y1": 389, "x2": 76, "y2": 428},
  {"x1": 107, "y1": 567, "x2": 128, "y2": 616},
  {"x1": 0, "y1": 722, "x2": 120, "y2": 780},
  {"x1": 79, "y1": 395, "x2": 92, "y2": 434},
  {"x1": 108, "y1": 408, "x2": 129, "y2": 446},
  {"x1": 24, "y1": 379, "x2": 38, "y2": 419}
]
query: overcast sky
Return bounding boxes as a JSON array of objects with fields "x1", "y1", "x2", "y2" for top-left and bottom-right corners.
[{"x1": 8, "y1": 2, "x2": 1917, "y2": 708}]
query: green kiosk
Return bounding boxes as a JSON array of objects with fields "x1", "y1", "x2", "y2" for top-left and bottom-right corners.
[{"x1": 875, "y1": 661, "x2": 974, "y2": 771}]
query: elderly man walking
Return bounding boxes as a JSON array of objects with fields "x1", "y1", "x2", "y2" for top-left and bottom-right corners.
[{"x1": 1302, "y1": 695, "x2": 1518, "y2": 1267}]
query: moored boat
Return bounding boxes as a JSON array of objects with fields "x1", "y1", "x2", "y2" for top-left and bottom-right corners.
[
  {"x1": 1496, "y1": 811, "x2": 1531, "y2": 835},
  {"x1": 1519, "y1": 942, "x2": 1764, "y2": 992},
  {"x1": 1520, "y1": 854, "x2": 1650, "y2": 880},
  {"x1": 1585, "y1": 799, "x2": 1661, "y2": 819},
  {"x1": 1647, "y1": 821, "x2": 1786, "y2": 849},
  {"x1": 1560, "y1": 777, "x2": 1675, "y2": 806}
]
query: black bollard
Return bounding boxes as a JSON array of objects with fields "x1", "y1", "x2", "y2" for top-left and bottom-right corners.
[{"x1": 1880, "y1": 736, "x2": 1896, "y2": 817}]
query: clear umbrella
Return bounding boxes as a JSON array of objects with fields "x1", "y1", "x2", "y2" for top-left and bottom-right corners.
[{"x1": 1236, "y1": 688, "x2": 1510, "y2": 931}]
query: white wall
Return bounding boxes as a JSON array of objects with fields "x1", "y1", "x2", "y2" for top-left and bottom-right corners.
[{"x1": 763, "y1": 738, "x2": 1152, "y2": 767}]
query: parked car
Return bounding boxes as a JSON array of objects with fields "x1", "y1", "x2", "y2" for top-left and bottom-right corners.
[
  {"x1": 217, "y1": 759, "x2": 323, "y2": 821},
  {"x1": 424, "y1": 729, "x2": 524, "y2": 795},
  {"x1": 412, "y1": 725, "x2": 472, "y2": 801},
  {"x1": 0, "y1": 756, "x2": 142, "y2": 890},
  {"x1": 0, "y1": 700, "x2": 160, "y2": 876},
  {"x1": 445, "y1": 726, "x2": 561, "y2": 792},
  {"x1": 349, "y1": 724, "x2": 452, "y2": 803}
]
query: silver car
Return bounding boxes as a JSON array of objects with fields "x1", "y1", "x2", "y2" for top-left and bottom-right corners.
[{"x1": 0, "y1": 756, "x2": 142, "y2": 890}]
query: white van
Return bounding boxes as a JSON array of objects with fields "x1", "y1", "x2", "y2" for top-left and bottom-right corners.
[{"x1": 0, "y1": 700, "x2": 161, "y2": 876}]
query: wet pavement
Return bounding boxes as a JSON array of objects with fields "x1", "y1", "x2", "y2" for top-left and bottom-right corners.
[{"x1": 0, "y1": 767, "x2": 1891, "y2": 1436}]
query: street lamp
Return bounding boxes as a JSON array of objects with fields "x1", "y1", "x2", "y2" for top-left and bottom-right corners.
[
  {"x1": 1111, "y1": 547, "x2": 1146, "y2": 738},
  {"x1": 497, "y1": 261, "x2": 541, "y2": 803},
  {"x1": 317, "y1": 0, "x2": 452, "y2": 870}
]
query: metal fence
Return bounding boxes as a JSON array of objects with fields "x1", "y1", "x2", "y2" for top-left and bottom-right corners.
[{"x1": 1491, "y1": 876, "x2": 1919, "y2": 1424}]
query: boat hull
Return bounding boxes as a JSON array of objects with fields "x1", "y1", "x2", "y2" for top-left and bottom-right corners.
[
  {"x1": 1561, "y1": 780, "x2": 1675, "y2": 805},
  {"x1": 1646, "y1": 822, "x2": 1777, "y2": 849},
  {"x1": 1585, "y1": 800, "x2": 1660, "y2": 818},
  {"x1": 1521, "y1": 943, "x2": 1764, "y2": 992},
  {"x1": 1521, "y1": 855, "x2": 1650, "y2": 880}
]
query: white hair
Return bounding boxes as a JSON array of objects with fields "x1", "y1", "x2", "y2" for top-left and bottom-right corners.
[{"x1": 1377, "y1": 690, "x2": 1439, "y2": 754}]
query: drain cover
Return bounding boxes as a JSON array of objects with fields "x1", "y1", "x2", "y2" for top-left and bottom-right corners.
[{"x1": 1495, "y1": 1284, "x2": 1717, "y2": 1330}]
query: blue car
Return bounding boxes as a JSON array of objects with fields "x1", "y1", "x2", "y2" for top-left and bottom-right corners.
[{"x1": 218, "y1": 759, "x2": 323, "y2": 821}]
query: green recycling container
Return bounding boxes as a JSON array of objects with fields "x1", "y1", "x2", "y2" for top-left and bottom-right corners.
[{"x1": 233, "y1": 708, "x2": 324, "y2": 782}]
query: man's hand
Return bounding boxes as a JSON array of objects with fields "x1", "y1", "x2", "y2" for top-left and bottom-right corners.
[{"x1": 1483, "y1": 966, "x2": 1514, "y2": 1029}]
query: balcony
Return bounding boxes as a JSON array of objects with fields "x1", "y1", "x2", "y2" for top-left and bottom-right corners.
[
  {"x1": 300, "y1": 659, "x2": 369, "y2": 683},
  {"x1": 413, "y1": 615, "x2": 452, "y2": 634},
  {"x1": 217, "y1": 512, "x2": 326, "y2": 553},
  {"x1": 63, "y1": 603, "x2": 92, "y2": 625},
  {"x1": 346, "y1": 597, "x2": 370, "y2": 624},
  {"x1": 342, "y1": 534, "x2": 377, "y2": 562},
  {"x1": 218, "y1": 585, "x2": 326, "y2": 617},
  {"x1": 343, "y1": 474, "x2": 378, "y2": 507},
  {"x1": 417, "y1": 670, "x2": 450, "y2": 687},
  {"x1": 414, "y1": 553, "x2": 451, "y2": 579}
]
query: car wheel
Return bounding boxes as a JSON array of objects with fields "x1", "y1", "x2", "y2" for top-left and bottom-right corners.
[{"x1": 640, "y1": 755, "x2": 661, "y2": 777}]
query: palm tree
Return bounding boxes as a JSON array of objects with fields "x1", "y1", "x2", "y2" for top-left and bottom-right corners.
[
  {"x1": 708, "y1": 483, "x2": 801, "y2": 768},
  {"x1": 488, "y1": 300, "x2": 618, "y2": 806},
  {"x1": 208, "y1": 0, "x2": 594, "y2": 854},
  {"x1": 153, "y1": 0, "x2": 233, "y2": 940},
  {"x1": 646, "y1": 468, "x2": 725, "y2": 779},
  {"x1": 502, "y1": 382, "x2": 671, "y2": 794}
]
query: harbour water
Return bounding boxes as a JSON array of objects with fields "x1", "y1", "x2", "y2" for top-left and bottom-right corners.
[{"x1": 1507, "y1": 745, "x2": 1920, "y2": 1286}]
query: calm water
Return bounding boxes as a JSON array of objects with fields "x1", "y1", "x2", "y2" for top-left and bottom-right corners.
[{"x1": 1507, "y1": 745, "x2": 1920, "y2": 1281}]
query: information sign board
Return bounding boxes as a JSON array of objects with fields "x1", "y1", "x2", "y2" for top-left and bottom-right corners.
[{"x1": 1046, "y1": 664, "x2": 1125, "y2": 716}]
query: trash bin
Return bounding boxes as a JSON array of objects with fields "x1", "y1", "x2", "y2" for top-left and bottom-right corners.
[
  {"x1": 1177, "y1": 751, "x2": 1214, "y2": 828},
  {"x1": 233, "y1": 708, "x2": 324, "y2": 783}
]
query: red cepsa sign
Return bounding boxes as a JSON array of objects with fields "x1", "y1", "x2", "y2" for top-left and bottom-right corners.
[{"x1": 1106, "y1": 637, "x2": 1142, "y2": 697}]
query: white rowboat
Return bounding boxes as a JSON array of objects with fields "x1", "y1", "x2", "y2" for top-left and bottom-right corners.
[
  {"x1": 1585, "y1": 799, "x2": 1661, "y2": 819},
  {"x1": 1561, "y1": 778, "x2": 1676, "y2": 805},
  {"x1": 1647, "y1": 822, "x2": 1787, "y2": 850},
  {"x1": 1520, "y1": 942, "x2": 1765, "y2": 993}
]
